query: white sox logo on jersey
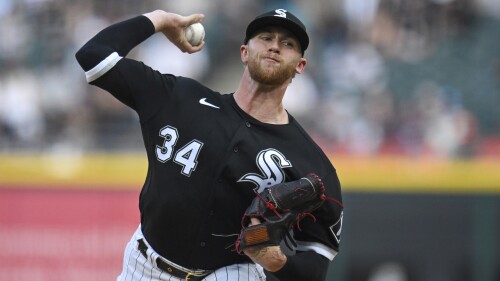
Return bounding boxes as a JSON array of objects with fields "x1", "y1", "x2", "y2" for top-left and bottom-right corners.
[{"x1": 238, "y1": 148, "x2": 292, "y2": 193}]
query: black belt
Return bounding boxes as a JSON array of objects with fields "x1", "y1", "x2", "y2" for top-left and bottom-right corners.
[{"x1": 137, "y1": 239, "x2": 211, "y2": 281}]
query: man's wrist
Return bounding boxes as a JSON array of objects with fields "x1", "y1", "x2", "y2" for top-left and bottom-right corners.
[
  {"x1": 143, "y1": 10, "x2": 170, "y2": 32},
  {"x1": 244, "y1": 245, "x2": 287, "y2": 272}
]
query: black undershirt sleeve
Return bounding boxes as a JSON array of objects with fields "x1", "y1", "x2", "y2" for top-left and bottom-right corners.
[
  {"x1": 75, "y1": 15, "x2": 155, "y2": 71},
  {"x1": 269, "y1": 251, "x2": 330, "y2": 281},
  {"x1": 74, "y1": 15, "x2": 174, "y2": 114}
]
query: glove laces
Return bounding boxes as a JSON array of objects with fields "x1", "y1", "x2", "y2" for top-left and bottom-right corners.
[{"x1": 255, "y1": 190, "x2": 283, "y2": 219}]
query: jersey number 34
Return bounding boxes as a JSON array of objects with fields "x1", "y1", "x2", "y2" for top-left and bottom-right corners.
[{"x1": 155, "y1": 125, "x2": 204, "y2": 177}]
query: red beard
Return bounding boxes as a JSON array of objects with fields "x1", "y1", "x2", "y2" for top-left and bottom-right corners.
[{"x1": 247, "y1": 51, "x2": 297, "y2": 86}]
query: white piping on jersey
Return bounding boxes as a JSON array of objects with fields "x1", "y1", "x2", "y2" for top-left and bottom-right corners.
[
  {"x1": 295, "y1": 241, "x2": 338, "y2": 261},
  {"x1": 85, "y1": 52, "x2": 122, "y2": 82}
]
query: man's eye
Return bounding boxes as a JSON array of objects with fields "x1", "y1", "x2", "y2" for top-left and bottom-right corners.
[{"x1": 282, "y1": 41, "x2": 293, "y2": 47}]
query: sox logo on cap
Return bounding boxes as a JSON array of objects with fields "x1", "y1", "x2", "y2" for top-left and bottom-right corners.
[{"x1": 274, "y1": 9, "x2": 287, "y2": 18}]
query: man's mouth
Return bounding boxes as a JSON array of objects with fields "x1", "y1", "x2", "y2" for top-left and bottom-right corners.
[{"x1": 264, "y1": 56, "x2": 280, "y2": 63}]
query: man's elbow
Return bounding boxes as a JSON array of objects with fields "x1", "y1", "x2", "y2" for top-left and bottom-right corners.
[
  {"x1": 75, "y1": 44, "x2": 93, "y2": 71},
  {"x1": 75, "y1": 43, "x2": 112, "y2": 72}
]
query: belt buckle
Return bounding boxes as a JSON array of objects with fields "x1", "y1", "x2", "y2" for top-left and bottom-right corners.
[{"x1": 185, "y1": 271, "x2": 206, "y2": 281}]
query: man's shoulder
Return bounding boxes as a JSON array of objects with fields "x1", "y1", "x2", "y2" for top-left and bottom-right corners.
[
  {"x1": 173, "y1": 76, "x2": 221, "y2": 96},
  {"x1": 175, "y1": 76, "x2": 208, "y2": 89}
]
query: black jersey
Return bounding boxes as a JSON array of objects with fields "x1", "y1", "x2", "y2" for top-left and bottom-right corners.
[{"x1": 76, "y1": 15, "x2": 343, "y2": 270}]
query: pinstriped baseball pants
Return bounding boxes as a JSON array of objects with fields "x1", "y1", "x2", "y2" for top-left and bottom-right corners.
[{"x1": 117, "y1": 225, "x2": 266, "y2": 281}]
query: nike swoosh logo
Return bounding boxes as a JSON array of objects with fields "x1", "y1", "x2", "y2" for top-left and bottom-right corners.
[{"x1": 199, "y1": 98, "x2": 220, "y2": 109}]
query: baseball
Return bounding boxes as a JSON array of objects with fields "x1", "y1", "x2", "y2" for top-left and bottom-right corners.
[{"x1": 185, "y1": 22, "x2": 205, "y2": 46}]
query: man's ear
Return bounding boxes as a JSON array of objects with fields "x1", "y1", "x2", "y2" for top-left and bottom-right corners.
[
  {"x1": 240, "y1": 45, "x2": 248, "y2": 64},
  {"x1": 295, "y1": 58, "x2": 307, "y2": 74}
]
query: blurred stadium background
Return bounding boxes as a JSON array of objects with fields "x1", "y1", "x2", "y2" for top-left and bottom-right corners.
[{"x1": 0, "y1": 0, "x2": 499, "y2": 280}]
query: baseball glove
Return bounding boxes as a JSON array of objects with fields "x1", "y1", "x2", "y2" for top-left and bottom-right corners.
[{"x1": 235, "y1": 173, "x2": 326, "y2": 253}]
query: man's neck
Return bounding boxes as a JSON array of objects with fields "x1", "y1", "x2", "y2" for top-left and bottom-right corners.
[{"x1": 234, "y1": 70, "x2": 289, "y2": 125}]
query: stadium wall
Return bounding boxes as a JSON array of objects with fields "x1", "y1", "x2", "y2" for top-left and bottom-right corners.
[{"x1": 1, "y1": 154, "x2": 499, "y2": 281}]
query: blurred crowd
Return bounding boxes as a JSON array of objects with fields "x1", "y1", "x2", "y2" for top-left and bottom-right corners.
[{"x1": 0, "y1": 0, "x2": 499, "y2": 159}]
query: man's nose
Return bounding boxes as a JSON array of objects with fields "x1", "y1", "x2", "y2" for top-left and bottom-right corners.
[{"x1": 268, "y1": 39, "x2": 280, "y2": 53}]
